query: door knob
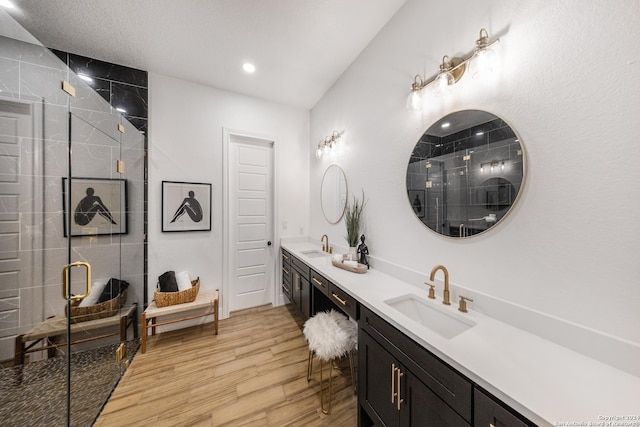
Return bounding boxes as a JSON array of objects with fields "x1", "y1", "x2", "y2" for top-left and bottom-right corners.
[{"x1": 267, "y1": 241, "x2": 272, "y2": 246}]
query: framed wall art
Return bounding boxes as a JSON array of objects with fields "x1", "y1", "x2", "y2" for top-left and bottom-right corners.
[
  {"x1": 62, "y1": 177, "x2": 128, "y2": 236},
  {"x1": 162, "y1": 181, "x2": 212, "y2": 232}
]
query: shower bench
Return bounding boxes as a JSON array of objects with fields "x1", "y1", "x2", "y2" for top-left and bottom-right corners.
[
  {"x1": 14, "y1": 304, "x2": 138, "y2": 367},
  {"x1": 140, "y1": 290, "x2": 219, "y2": 353}
]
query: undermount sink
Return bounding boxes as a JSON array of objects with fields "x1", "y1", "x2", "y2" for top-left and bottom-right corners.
[
  {"x1": 300, "y1": 249, "x2": 328, "y2": 258},
  {"x1": 384, "y1": 294, "x2": 476, "y2": 339}
]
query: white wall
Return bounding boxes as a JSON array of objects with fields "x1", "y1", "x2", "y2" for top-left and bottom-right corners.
[
  {"x1": 148, "y1": 73, "x2": 309, "y2": 316},
  {"x1": 310, "y1": 0, "x2": 640, "y2": 344}
]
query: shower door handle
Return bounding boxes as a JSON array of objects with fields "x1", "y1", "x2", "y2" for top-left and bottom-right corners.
[{"x1": 62, "y1": 262, "x2": 92, "y2": 301}]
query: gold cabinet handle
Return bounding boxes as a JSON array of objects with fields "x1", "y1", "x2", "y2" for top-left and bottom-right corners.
[
  {"x1": 396, "y1": 367, "x2": 404, "y2": 411},
  {"x1": 283, "y1": 267, "x2": 290, "y2": 275},
  {"x1": 312, "y1": 277, "x2": 325, "y2": 287},
  {"x1": 282, "y1": 283, "x2": 290, "y2": 293},
  {"x1": 391, "y1": 363, "x2": 397, "y2": 404},
  {"x1": 62, "y1": 262, "x2": 92, "y2": 301},
  {"x1": 295, "y1": 273, "x2": 300, "y2": 291},
  {"x1": 282, "y1": 253, "x2": 289, "y2": 260},
  {"x1": 332, "y1": 292, "x2": 347, "y2": 306}
]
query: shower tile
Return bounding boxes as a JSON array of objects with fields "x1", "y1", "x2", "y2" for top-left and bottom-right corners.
[
  {"x1": 111, "y1": 82, "x2": 148, "y2": 119},
  {"x1": 0, "y1": 57, "x2": 19, "y2": 97},
  {"x1": 66, "y1": 52, "x2": 148, "y2": 87},
  {"x1": 20, "y1": 62, "x2": 68, "y2": 107},
  {"x1": 70, "y1": 107, "x2": 120, "y2": 142},
  {"x1": 70, "y1": 71, "x2": 114, "y2": 114}
]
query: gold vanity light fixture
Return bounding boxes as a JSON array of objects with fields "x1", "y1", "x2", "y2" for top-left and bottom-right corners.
[
  {"x1": 315, "y1": 130, "x2": 343, "y2": 159},
  {"x1": 406, "y1": 28, "x2": 500, "y2": 111}
]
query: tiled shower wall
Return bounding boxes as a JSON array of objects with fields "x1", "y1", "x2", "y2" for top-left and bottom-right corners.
[{"x1": 0, "y1": 35, "x2": 146, "y2": 362}]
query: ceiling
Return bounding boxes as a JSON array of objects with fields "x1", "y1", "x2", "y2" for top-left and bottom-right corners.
[{"x1": 6, "y1": 0, "x2": 406, "y2": 109}]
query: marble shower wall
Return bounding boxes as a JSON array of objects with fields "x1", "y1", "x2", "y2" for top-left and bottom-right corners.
[{"x1": 0, "y1": 35, "x2": 146, "y2": 362}]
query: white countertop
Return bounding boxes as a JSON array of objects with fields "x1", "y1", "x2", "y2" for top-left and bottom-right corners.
[{"x1": 282, "y1": 241, "x2": 640, "y2": 427}]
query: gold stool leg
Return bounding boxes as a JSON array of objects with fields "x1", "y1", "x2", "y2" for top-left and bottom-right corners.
[
  {"x1": 319, "y1": 358, "x2": 334, "y2": 415},
  {"x1": 307, "y1": 350, "x2": 313, "y2": 382}
]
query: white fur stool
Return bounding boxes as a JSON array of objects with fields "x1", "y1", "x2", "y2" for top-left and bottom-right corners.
[{"x1": 303, "y1": 309, "x2": 357, "y2": 414}]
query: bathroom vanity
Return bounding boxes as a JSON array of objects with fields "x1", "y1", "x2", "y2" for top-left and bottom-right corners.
[{"x1": 281, "y1": 242, "x2": 640, "y2": 427}]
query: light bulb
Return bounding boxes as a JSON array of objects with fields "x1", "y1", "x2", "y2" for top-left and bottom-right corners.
[
  {"x1": 471, "y1": 47, "x2": 496, "y2": 79},
  {"x1": 316, "y1": 146, "x2": 322, "y2": 159},
  {"x1": 406, "y1": 90, "x2": 423, "y2": 111},
  {"x1": 433, "y1": 72, "x2": 453, "y2": 97}
]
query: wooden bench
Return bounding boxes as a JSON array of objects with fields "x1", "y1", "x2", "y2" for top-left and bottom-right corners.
[
  {"x1": 14, "y1": 304, "x2": 138, "y2": 366},
  {"x1": 141, "y1": 290, "x2": 219, "y2": 353}
]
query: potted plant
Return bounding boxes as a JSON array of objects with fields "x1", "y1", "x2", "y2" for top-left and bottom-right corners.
[{"x1": 344, "y1": 191, "x2": 367, "y2": 260}]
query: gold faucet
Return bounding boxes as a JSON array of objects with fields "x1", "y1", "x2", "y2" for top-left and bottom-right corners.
[
  {"x1": 321, "y1": 234, "x2": 329, "y2": 252},
  {"x1": 429, "y1": 265, "x2": 451, "y2": 305}
]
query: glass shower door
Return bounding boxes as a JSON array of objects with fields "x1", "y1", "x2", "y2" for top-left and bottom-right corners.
[{"x1": 64, "y1": 110, "x2": 126, "y2": 425}]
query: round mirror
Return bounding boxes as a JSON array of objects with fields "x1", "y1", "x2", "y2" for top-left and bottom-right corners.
[
  {"x1": 321, "y1": 164, "x2": 348, "y2": 224},
  {"x1": 406, "y1": 110, "x2": 525, "y2": 237}
]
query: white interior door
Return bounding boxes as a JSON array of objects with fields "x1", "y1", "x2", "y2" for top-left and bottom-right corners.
[
  {"x1": 228, "y1": 135, "x2": 274, "y2": 312},
  {"x1": 0, "y1": 98, "x2": 43, "y2": 362}
]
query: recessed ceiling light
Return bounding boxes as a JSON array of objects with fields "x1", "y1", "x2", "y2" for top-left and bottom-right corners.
[
  {"x1": 441, "y1": 122, "x2": 450, "y2": 128},
  {"x1": 78, "y1": 74, "x2": 93, "y2": 83},
  {"x1": 0, "y1": 0, "x2": 15, "y2": 9},
  {"x1": 243, "y1": 63, "x2": 256, "y2": 73},
  {"x1": 116, "y1": 107, "x2": 126, "y2": 113}
]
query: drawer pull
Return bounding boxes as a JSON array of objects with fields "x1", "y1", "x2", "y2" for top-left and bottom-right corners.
[
  {"x1": 332, "y1": 292, "x2": 347, "y2": 306},
  {"x1": 282, "y1": 283, "x2": 290, "y2": 293},
  {"x1": 396, "y1": 368, "x2": 404, "y2": 411},
  {"x1": 312, "y1": 277, "x2": 325, "y2": 287},
  {"x1": 283, "y1": 267, "x2": 290, "y2": 275},
  {"x1": 282, "y1": 253, "x2": 289, "y2": 260},
  {"x1": 391, "y1": 364, "x2": 397, "y2": 403}
]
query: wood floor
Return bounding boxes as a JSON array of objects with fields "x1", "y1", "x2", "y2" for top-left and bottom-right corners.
[{"x1": 94, "y1": 304, "x2": 357, "y2": 426}]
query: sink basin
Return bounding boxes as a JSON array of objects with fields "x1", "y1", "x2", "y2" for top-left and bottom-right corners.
[
  {"x1": 300, "y1": 249, "x2": 328, "y2": 258},
  {"x1": 384, "y1": 294, "x2": 476, "y2": 339}
]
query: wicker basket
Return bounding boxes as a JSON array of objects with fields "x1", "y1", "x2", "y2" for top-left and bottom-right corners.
[
  {"x1": 66, "y1": 289, "x2": 128, "y2": 323},
  {"x1": 154, "y1": 277, "x2": 200, "y2": 307}
]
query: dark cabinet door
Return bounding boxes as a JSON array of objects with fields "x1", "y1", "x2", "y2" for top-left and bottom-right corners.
[
  {"x1": 474, "y1": 388, "x2": 533, "y2": 427},
  {"x1": 359, "y1": 329, "x2": 400, "y2": 427},
  {"x1": 402, "y1": 372, "x2": 469, "y2": 427},
  {"x1": 300, "y1": 274, "x2": 311, "y2": 320},
  {"x1": 292, "y1": 270, "x2": 301, "y2": 309}
]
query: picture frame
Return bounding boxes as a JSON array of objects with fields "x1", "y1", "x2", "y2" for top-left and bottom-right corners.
[
  {"x1": 162, "y1": 181, "x2": 212, "y2": 232},
  {"x1": 62, "y1": 177, "x2": 128, "y2": 237},
  {"x1": 408, "y1": 190, "x2": 425, "y2": 218}
]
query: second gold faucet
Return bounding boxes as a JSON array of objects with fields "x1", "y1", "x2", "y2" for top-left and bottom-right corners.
[
  {"x1": 428, "y1": 264, "x2": 451, "y2": 305},
  {"x1": 321, "y1": 234, "x2": 329, "y2": 253}
]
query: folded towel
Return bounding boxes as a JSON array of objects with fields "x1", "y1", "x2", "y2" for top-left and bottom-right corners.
[
  {"x1": 332, "y1": 254, "x2": 344, "y2": 263},
  {"x1": 176, "y1": 271, "x2": 192, "y2": 291},
  {"x1": 344, "y1": 260, "x2": 358, "y2": 268}
]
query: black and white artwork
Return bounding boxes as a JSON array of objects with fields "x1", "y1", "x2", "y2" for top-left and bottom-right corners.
[
  {"x1": 63, "y1": 177, "x2": 127, "y2": 236},
  {"x1": 162, "y1": 181, "x2": 212, "y2": 232},
  {"x1": 409, "y1": 190, "x2": 425, "y2": 218}
]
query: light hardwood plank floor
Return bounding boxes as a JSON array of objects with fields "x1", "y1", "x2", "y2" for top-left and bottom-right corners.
[{"x1": 95, "y1": 304, "x2": 357, "y2": 426}]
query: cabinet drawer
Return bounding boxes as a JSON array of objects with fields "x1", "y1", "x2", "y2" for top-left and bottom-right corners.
[
  {"x1": 310, "y1": 270, "x2": 329, "y2": 296},
  {"x1": 281, "y1": 281, "x2": 291, "y2": 301},
  {"x1": 360, "y1": 305, "x2": 472, "y2": 423},
  {"x1": 281, "y1": 249, "x2": 291, "y2": 266},
  {"x1": 282, "y1": 264, "x2": 291, "y2": 285},
  {"x1": 474, "y1": 388, "x2": 534, "y2": 427},
  {"x1": 329, "y1": 282, "x2": 358, "y2": 319}
]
